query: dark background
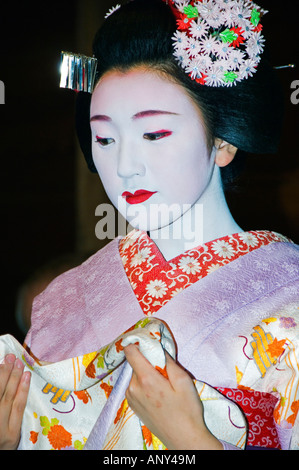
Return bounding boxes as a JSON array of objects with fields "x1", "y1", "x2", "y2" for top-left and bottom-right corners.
[{"x1": 0, "y1": 0, "x2": 298, "y2": 343}]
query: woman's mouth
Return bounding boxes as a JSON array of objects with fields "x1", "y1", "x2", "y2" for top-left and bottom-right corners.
[{"x1": 122, "y1": 190, "x2": 157, "y2": 205}]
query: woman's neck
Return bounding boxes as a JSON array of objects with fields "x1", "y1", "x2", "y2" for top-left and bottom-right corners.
[{"x1": 149, "y1": 165, "x2": 242, "y2": 261}]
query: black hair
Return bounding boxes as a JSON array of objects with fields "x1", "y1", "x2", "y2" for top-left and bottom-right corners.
[{"x1": 76, "y1": 0, "x2": 284, "y2": 187}]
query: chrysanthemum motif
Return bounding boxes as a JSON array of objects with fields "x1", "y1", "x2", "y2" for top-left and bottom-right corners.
[
  {"x1": 120, "y1": 230, "x2": 141, "y2": 252},
  {"x1": 241, "y1": 22, "x2": 255, "y2": 39},
  {"x1": 121, "y1": 254, "x2": 128, "y2": 267},
  {"x1": 231, "y1": 4, "x2": 252, "y2": 27},
  {"x1": 130, "y1": 247, "x2": 151, "y2": 267},
  {"x1": 172, "y1": 30, "x2": 189, "y2": 48},
  {"x1": 174, "y1": 0, "x2": 190, "y2": 12},
  {"x1": 198, "y1": 34, "x2": 220, "y2": 55},
  {"x1": 169, "y1": 0, "x2": 267, "y2": 87},
  {"x1": 104, "y1": 4, "x2": 121, "y2": 19},
  {"x1": 178, "y1": 256, "x2": 201, "y2": 275},
  {"x1": 185, "y1": 58, "x2": 203, "y2": 79},
  {"x1": 173, "y1": 48, "x2": 191, "y2": 68},
  {"x1": 238, "y1": 58, "x2": 258, "y2": 79},
  {"x1": 215, "y1": 42, "x2": 232, "y2": 60},
  {"x1": 206, "y1": 263, "x2": 221, "y2": 274},
  {"x1": 211, "y1": 240, "x2": 235, "y2": 259},
  {"x1": 191, "y1": 55, "x2": 213, "y2": 74},
  {"x1": 227, "y1": 49, "x2": 246, "y2": 70},
  {"x1": 171, "y1": 287, "x2": 184, "y2": 297},
  {"x1": 187, "y1": 37, "x2": 202, "y2": 57},
  {"x1": 205, "y1": 65, "x2": 225, "y2": 87},
  {"x1": 239, "y1": 232, "x2": 259, "y2": 247},
  {"x1": 146, "y1": 280, "x2": 168, "y2": 299},
  {"x1": 198, "y1": 1, "x2": 223, "y2": 29},
  {"x1": 223, "y1": 7, "x2": 237, "y2": 28},
  {"x1": 246, "y1": 31, "x2": 265, "y2": 56},
  {"x1": 217, "y1": 0, "x2": 236, "y2": 8},
  {"x1": 189, "y1": 19, "x2": 210, "y2": 39}
]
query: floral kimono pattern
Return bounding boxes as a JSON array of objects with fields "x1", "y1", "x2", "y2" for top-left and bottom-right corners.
[
  {"x1": 119, "y1": 230, "x2": 289, "y2": 316},
  {"x1": 118, "y1": 229, "x2": 298, "y2": 449},
  {"x1": 1, "y1": 319, "x2": 246, "y2": 450},
  {"x1": 15, "y1": 229, "x2": 299, "y2": 450}
]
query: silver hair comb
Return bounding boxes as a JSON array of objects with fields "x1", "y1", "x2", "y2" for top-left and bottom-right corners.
[
  {"x1": 59, "y1": 51, "x2": 98, "y2": 93},
  {"x1": 58, "y1": 49, "x2": 295, "y2": 94}
]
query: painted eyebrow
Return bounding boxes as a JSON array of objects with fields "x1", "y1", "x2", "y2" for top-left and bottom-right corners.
[
  {"x1": 90, "y1": 110, "x2": 179, "y2": 122},
  {"x1": 90, "y1": 114, "x2": 112, "y2": 122},
  {"x1": 132, "y1": 110, "x2": 180, "y2": 120}
]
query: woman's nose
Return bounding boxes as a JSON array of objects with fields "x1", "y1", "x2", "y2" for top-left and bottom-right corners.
[{"x1": 117, "y1": 143, "x2": 146, "y2": 179}]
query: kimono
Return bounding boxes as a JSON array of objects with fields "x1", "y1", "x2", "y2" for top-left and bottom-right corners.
[{"x1": 1, "y1": 229, "x2": 298, "y2": 450}]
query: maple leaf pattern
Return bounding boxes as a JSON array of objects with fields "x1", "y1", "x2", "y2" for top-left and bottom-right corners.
[
  {"x1": 85, "y1": 361, "x2": 96, "y2": 379},
  {"x1": 29, "y1": 431, "x2": 38, "y2": 444},
  {"x1": 100, "y1": 382, "x2": 113, "y2": 399},
  {"x1": 114, "y1": 398, "x2": 129, "y2": 425},
  {"x1": 115, "y1": 338, "x2": 124, "y2": 353},
  {"x1": 287, "y1": 400, "x2": 299, "y2": 426},
  {"x1": 74, "y1": 389, "x2": 92, "y2": 404},
  {"x1": 142, "y1": 425, "x2": 152, "y2": 447},
  {"x1": 267, "y1": 338, "x2": 286, "y2": 360}
]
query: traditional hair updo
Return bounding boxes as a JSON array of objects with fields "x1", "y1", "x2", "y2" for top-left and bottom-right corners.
[{"x1": 76, "y1": 0, "x2": 284, "y2": 186}]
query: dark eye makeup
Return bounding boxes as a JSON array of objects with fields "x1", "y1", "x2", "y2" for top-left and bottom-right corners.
[
  {"x1": 95, "y1": 136, "x2": 115, "y2": 146},
  {"x1": 95, "y1": 130, "x2": 172, "y2": 147},
  {"x1": 143, "y1": 130, "x2": 173, "y2": 141}
]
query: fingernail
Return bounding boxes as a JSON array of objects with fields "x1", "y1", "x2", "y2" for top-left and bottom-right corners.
[
  {"x1": 14, "y1": 358, "x2": 24, "y2": 369},
  {"x1": 5, "y1": 354, "x2": 16, "y2": 364},
  {"x1": 22, "y1": 371, "x2": 31, "y2": 384}
]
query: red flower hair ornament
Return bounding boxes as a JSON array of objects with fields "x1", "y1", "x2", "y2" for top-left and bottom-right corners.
[
  {"x1": 60, "y1": 0, "x2": 270, "y2": 92},
  {"x1": 163, "y1": 0, "x2": 268, "y2": 87}
]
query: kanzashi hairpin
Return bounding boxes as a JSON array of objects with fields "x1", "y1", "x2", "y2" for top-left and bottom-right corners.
[
  {"x1": 165, "y1": 0, "x2": 267, "y2": 87},
  {"x1": 105, "y1": 3, "x2": 121, "y2": 18},
  {"x1": 59, "y1": 51, "x2": 98, "y2": 93},
  {"x1": 60, "y1": 1, "x2": 292, "y2": 93},
  {"x1": 274, "y1": 64, "x2": 296, "y2": 70}
]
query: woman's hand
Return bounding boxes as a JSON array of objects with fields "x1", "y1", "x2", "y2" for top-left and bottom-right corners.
[
  {"x1": 0, "y1": 354, "x2": 31, "y2": 450},
  {"x1": 124, "y1": 344, "x2": 223, "y2": 450}
]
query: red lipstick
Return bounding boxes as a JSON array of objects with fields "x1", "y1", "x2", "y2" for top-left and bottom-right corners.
[{"x1": 122, "y1": 190, "x2": 157, "y2": 205}]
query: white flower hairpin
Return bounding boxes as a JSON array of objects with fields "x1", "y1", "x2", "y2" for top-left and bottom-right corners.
[
  {"x1": 105, "y1": 4, "x2": 121, "y2": 19},
  {"x1": 59, "y1": 1, "x2": 295, "y2": 94},
  {"x1": 166, "y1": 0, "x2": 268, "y2": 87}
]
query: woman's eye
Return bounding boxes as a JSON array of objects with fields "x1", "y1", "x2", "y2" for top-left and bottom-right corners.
[
  {"x1": 95, "y1": 136, "x2": 115, "y2": 147},
  {"x1": 143, "y1": 131, "x2": 172, "y2": 141}
]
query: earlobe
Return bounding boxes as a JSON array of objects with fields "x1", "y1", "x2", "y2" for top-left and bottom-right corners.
[{"x1": 214, "y1": 138, "x2": 238, "y2": 168}]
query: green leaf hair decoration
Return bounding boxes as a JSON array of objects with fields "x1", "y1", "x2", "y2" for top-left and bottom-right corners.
[
  {"x1": 183, "y1": 5, "x2": 199, "y2": 19},
  {"x1": 251, "y1": 8, "x2": 260, "y2": 27},
  {"x1": 223, "y1": 71, "x2": 238, "y2": 84},
  {"x1": 220, "y1": 29, "x2": 238, "y2": 44}
]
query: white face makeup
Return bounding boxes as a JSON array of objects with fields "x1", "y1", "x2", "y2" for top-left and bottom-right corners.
[{"x1": 90, "y1": 68, "x2": 214, "y2": 233}]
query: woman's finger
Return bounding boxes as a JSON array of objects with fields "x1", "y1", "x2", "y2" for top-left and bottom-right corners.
[
  {"x1": 164, "y1": 351, "x2": 195, "y2": 390},
  {"x1": 0, "y1": 358, "x2": 27, "y2": 430},
  {"x1": 0, "y1": 357, "x2": 15, "y2": 400},
  {"x1": 9, "y1": 370, "x2": 31, "y2": 432},
  {"x1": 124, "y1": 343, "x2": 162, "y2": 379}
]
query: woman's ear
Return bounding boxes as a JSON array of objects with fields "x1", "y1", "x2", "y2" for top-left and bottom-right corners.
[{"x1": 214, "y1": 138, "x2": 238, "y2": 168}]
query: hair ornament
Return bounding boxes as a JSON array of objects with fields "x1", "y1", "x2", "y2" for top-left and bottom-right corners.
[
  {"x1": 105, "y1": 4, "x2": 122, "y2": 19},
  {"x1": 59, "y1": 51, "x2": 98, "y2": 93},
  {"x1": 274, "y1": 64, "x2": 296, "y2": 70},
  {"x1": 165, "y1": 0, "x2": 268, "y2": 87}
]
